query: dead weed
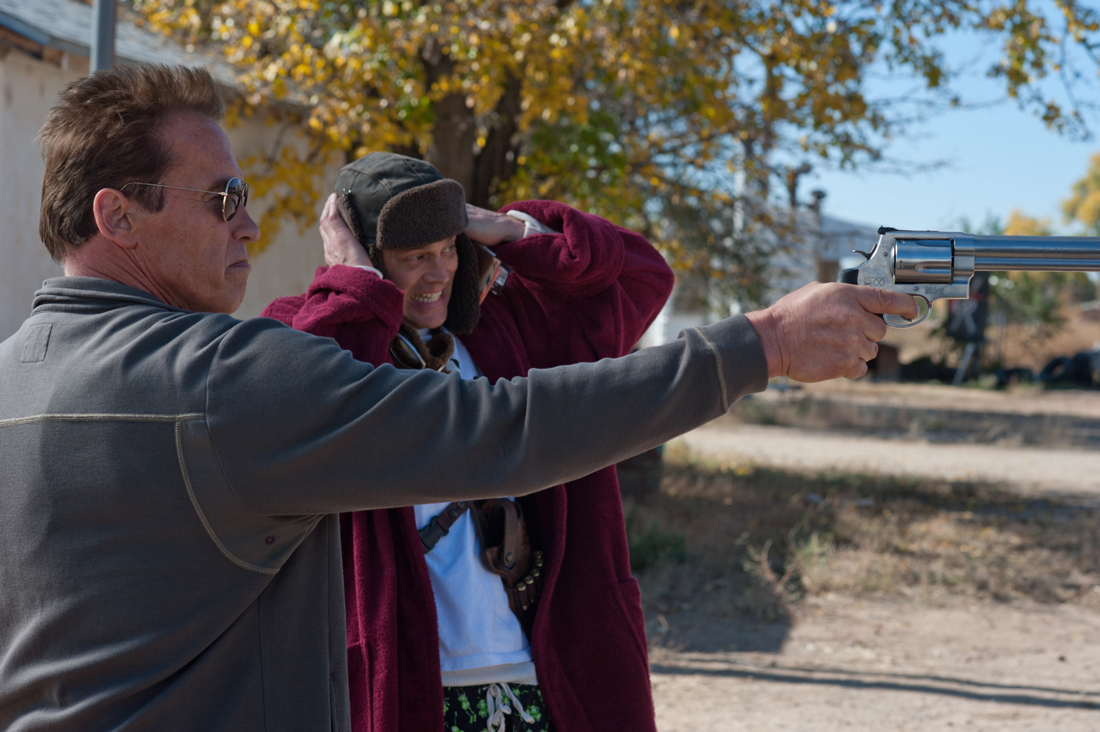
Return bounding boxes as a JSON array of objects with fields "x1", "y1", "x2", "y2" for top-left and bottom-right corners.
[{"x1": 625, "y1": 443, "x2": 1100, "y2": 620}]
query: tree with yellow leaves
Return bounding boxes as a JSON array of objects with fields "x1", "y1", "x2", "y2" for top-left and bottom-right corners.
[
  {"x1": 127, "y1": 0, "x2": 1100, "y2": 300},
  {"x1": 1064, "y1": 152, "x2": 1100, "y2": 235}
]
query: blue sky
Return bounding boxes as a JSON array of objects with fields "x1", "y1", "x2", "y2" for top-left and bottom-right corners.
[{"x1": 809, "y1": 31, "x2": 1099, "y2": 234}]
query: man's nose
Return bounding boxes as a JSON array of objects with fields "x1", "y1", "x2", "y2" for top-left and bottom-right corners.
[
  {"x1": 233, "y1": 206, "x2": 261, "y2": 244},
  {"x1": 424, "y1": 258, "x2": 451, "y2": 282}
]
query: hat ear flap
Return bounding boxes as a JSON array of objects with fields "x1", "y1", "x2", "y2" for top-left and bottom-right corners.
[
  {"x1": 444, "y1": 233, "x2": 482, "y2": 335},
  {"x1": 337, "y1": 192, "x2": 365, "y2": 242},
  {"x1": 338, "y1": 191, "x2": 383, "y2": 273}
]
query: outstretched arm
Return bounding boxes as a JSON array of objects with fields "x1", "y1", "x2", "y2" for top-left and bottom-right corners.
[{"x1": 212, "y1": 281, "x2": 913, "y2": 517}]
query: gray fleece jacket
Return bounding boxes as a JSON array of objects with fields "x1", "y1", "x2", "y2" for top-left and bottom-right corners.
[{"x1": 0, "y1": 277, "x2": 768, "y2": 732}]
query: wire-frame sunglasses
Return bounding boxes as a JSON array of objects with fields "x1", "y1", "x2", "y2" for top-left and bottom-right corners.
[{"x1": 122, "y1": 177, "x2": 249, "y2": 222}]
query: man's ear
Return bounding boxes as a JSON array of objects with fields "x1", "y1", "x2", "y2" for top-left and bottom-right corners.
[{"x1": 92, "y1": 188, "x2": 138, "y2": 249}]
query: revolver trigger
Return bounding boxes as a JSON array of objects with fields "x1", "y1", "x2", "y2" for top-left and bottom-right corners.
[{"x1": 883, "y1": 296, "x2": 932, "y2": 328}]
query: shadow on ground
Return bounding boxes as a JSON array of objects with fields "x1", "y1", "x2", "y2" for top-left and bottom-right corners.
[{"x1": 649, "y1": 657, "x2": 1100, "y2": 710}]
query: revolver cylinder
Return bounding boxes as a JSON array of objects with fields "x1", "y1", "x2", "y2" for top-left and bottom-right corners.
[{"x1": 893, "y1": 239, "x2": 954, "y2": 284}]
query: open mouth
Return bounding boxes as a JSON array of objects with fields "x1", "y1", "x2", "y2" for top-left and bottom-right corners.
[{"x1": 411, "y1": 292, "x2": 443, "y2": 303}]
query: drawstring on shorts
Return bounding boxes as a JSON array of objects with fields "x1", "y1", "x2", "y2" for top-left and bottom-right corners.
[{"x1": 484, "y1": 682, "x2": 535, "y2": 732}]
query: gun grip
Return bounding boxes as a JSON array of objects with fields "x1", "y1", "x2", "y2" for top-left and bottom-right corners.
[{"x1": 837, "y1": 267, "x2": 860, "y2": 285}]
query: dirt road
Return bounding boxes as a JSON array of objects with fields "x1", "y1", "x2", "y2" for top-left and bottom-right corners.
[
  {"x1": 650, "y1": 595, "x2": 1100, "y2": 731},
  {"x1": 648, "y1": 417, "x2": 1100, "y2": 730},
  {"x1": 680, "y1": 421, "x2": 1100, "y2": 497}
]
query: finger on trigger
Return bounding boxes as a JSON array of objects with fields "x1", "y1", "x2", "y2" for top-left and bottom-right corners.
[
  {"x1": 883, "y1": 290, "x2": 919, "y2": 319},
  {"x1": 855, "y1": 287, "x2": 918, "y2": 318}
]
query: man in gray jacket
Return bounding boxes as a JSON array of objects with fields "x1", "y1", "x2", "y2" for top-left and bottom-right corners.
[{"x1": 0, "y1": 64, "x2": 914, "y2": 731}]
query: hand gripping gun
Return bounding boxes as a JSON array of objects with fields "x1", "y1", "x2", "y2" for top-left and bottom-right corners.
[{"x1": 838, "y1": 226, "x2": 1100, "y2": 327}]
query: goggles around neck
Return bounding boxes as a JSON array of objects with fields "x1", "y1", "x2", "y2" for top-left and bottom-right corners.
[{"x1": 389, "y1": 332, "x2": 453, "y2": 372}]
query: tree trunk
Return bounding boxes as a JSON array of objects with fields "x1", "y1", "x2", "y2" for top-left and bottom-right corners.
[
  {"x1": 421, "y1": 41, "x2": 524, "y2": 208},
  {"x1": 422, "y1": 40, "x2": 477, "y2": 198},
  {"x1": 470, "y1": 72, "x2": 522, "y2": 208}
]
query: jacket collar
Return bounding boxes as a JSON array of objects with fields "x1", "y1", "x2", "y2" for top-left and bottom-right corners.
[{"x1": 31, "y1": 276, "x2": 184, "y2": 315}]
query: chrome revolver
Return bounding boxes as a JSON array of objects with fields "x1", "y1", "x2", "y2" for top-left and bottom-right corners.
[{"x1": 838, "y1": 226, "x2": 1100, "y2": 327}]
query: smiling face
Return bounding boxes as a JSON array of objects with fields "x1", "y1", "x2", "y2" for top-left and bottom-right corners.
[
  {"x1": 380, "y1": 236, "x2": 459, "y2": 330},
  {"x1": 127, "y1": 113, "x2": 259, "y2": 313}
]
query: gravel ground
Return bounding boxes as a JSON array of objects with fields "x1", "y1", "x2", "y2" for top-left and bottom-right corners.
[
  {"x1": 650, "y1": 595, "x2": 1100, "y2": 731},
  {"x1": 648, "y1": 406, "x2": 1100, "y2": 730}
]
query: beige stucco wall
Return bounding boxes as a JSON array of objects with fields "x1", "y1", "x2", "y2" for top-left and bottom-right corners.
[
  {"x1": 0, "y1": 48, "x2": 334, "y2": 342},
  {"x1": 227, "y1": 121, "x2": 338, "y2": 320},
  {"x1": 0, "y1": 50, "x2": 67, "y2": 341}
]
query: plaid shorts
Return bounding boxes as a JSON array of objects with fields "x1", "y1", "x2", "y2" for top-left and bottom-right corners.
[{"x1": 442, "y1": 683, "x2": 553, "y2": 732}]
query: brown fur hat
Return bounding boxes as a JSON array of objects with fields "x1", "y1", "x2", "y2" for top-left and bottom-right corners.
[{"x1": 334, "y1": 152, "x2": 480, "y2": 334}]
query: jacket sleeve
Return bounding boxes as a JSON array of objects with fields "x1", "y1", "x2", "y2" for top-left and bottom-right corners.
[
  {"x1": 201, "y1": 314, "x2": 767, "y2": 518},
  {"x1": 260, "y1": 265, "x2": 404, "y2": 365},
  {"x1": 488, "y1": 201, "x2": 674, "y2": 367}
]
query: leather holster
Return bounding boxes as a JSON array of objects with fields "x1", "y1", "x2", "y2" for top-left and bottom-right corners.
[{"x1": 472, "y1": 498, "x2": 545, "y2": 638}]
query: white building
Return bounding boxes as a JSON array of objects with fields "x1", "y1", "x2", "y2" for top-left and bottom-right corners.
[
  {"x1": 0, "y1": 0, "x2": 336, "y2": 342},
  {"x1": 641, "y1": 206, "x2": 878, "y2": 347}
]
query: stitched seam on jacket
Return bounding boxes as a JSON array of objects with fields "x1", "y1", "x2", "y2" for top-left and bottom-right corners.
[
  {"x1": 174, "y1": 420, "x2": 278, "y2": 576},
  {"x1": 0, "y1": 412, "x2": 205, "y2": 427},
  {"x1": 691, "y1": 327, "x2": 729, "y2": 412},
  {"x1": 203, "y1": 328, "x2": 259, "y2": 525}
]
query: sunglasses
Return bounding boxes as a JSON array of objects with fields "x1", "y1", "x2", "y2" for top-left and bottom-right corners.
[{"x1": 123, "y1": 177, "x2": 249, "y2": 222}]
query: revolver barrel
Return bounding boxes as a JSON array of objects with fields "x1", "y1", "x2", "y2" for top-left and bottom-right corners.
[
  {"x1": 970, "y1": 235, "x2": 1100, "y2": 272},
  {"x1": 841, "y1": 227, "x2": 1100, "y2": 327}
]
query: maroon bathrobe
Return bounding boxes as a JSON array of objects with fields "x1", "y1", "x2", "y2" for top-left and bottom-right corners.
[{"x1": 262, "y1": 201, "x2": 674, "y2": 732}]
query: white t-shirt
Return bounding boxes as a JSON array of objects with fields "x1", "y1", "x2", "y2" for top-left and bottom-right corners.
[
  {"x1": 414, "y1": 333, "x2": 536, "y2": 686},
  {"x1": 410, "y1": 211, "x2": 557, "y2": 687}
]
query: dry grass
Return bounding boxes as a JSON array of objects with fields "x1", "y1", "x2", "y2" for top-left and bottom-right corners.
[{"x1": 625, "y1": 443, "x2": 1100, "y2": 622}]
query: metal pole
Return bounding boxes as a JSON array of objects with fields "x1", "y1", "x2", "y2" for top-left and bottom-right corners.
[
  {"x1": 90, "y1": 0, "x2": 117, "y2": 73},
  {"x1": 952, "y1": 341, "x2": 977, "y2": 387}
]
